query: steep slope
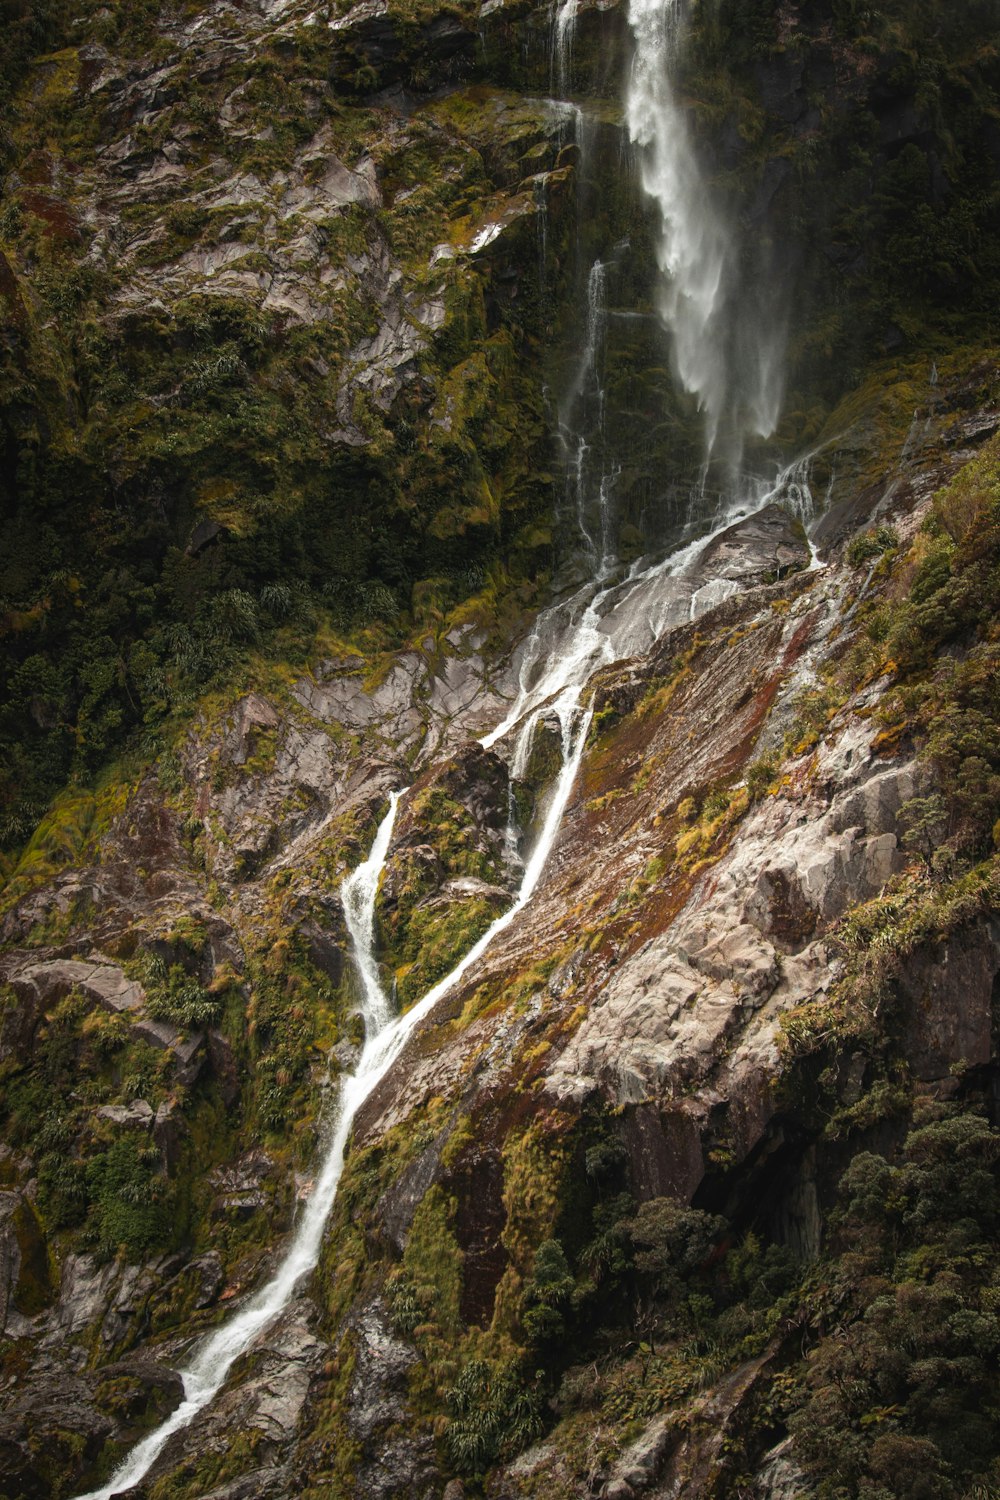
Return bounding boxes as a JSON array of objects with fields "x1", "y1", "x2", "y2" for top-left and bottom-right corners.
[
  {"x1": 2, "y1": 2, "x2": 1000, "y2": 1499},
  {"x1": 3, "y1": 354, "x2": 999, "y2": 1500}
]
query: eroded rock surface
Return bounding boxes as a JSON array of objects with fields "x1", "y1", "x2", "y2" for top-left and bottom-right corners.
[{"x1": 2, "y1": 0, "x2": 1000, "y2": 1493}]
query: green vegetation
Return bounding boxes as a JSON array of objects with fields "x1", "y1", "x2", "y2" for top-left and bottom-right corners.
[
  {"x1": 0, "y1": 7, "x2": 561, "y2": 852},
  {"x1": 318, "y1": 329, "x2": 1000, "y2": 1499},
  {"x1": 684, "y1": 1, "x2": 1000, "y2": 439},
  {"x1": 142, "y1": 955, "x2": 221, "y2": 1030},
  {"x1": 846, "y1": 524, "x2": 900, "y2": 569},
  {"x1": 379, "y1": 770, "x2": 509, "y2": 1006},
  {"x1": 790, "y1": 1110, "x2": 1000, "y2": 1500},
  {"x1": 0, "y1": 0, "x2": 68, "y2": 121},
  {"x1": 445, "y1": 1358, "x2": 545, "y2": 1474},
  {"x1": 2, "y1": 2, "x2": 1000, "y2": 1498},
  {"x1": 83, "y1": 1134, "x2": 174, "y2": 1259}
]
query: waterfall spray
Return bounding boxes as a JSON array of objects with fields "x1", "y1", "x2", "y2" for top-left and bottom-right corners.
[
  {"x1": 626, "y1": 0, "x2": 786, "y2": 469},
  {"x1": 552, "y1": 0, "x2": 579, "y2": 96}
]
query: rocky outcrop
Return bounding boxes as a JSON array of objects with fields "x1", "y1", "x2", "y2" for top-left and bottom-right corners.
[
  {"x1": 0, "y1": 1355, "x2": 183, "y2": 1500},
  {"x1": 0, "y1": 952, "x2": 210, "y2": 1084},
  {"x1": 1, "y1": 357, "x2": 998, "y2": 1500},
  {"x1": 344, "y1": 1305, "x2": 441, "y2": 1499},
  {"x1": 897, "y1": 918, "x2": 1000, "y2": 1083},
  {"x1": 2, "y1": 0, "x2": 1000, "y2": 1495},
  {"x1": 0, "y1": 1187, "x2": 49, "y2": 1334}
]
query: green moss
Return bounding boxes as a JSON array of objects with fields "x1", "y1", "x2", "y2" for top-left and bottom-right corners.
[
  {"x1": 492, "y1": 1119, "x2": 571, "y2": 1335},
  {"x1": 406, "y1": 1184, "x2": 464, "y2": 1331},
  {"x1": 0, "y1": 773, "x2": 134, "y2": 912},
  {"x1": 393, "y1": 894, "x2": 500, "y2": 1010},
  {"x1": 298, "y1": 1329, "x2": 362, "y2": 1499},
  {"x1": 10, "y1": 1198, "x2": 52, "y2": 1315},
  {"x1": 147, "y1": 1431, "x2": 267, "y2": 1500}
]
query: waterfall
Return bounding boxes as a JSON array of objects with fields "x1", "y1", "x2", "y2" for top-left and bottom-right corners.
[
  {"x1": 76, "y1": 796, "x2": 405, "y2": 1500},
  {"x1": 341, "y1": 790, "x2": 404, "y2": 1034},
  {"x1": 72, "y1": 9, "x2": 816, "y2": 1492},
  {"x1": 534, "y1": 174, "x2": 549, "y2": 295},
  {"x1": 552, "y1": 0, "x2": 579, "y2": 96},
  {"x1": 559, "y1": 257, "x2": 616, "y2": 569},
  {"x1": 75, "y1": 673, "x2": 599, "y2": 1499},
  {"x1": 75, "y1": 448, "x2": 815, "y2": 1500},
  {"x1": 626, "y1": 0, "x2": 785, "y2": 470}
]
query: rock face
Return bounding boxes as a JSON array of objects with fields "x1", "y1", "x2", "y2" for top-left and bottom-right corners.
[
  {"x1": 3, "y1": 376, "x2": 1000, "y2": 1496},
  {"x1": 2, "y1": 0, "x2": 1000, "y2": 1498},
  {"x1": 0, "y1": 957, "x2": 143, "y2": 1062}
]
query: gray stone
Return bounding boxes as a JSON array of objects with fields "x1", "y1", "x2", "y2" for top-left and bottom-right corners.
[
  {"x1": 755, "y1": 1437, "x2": 808, "y2": 1500},
  {"x1": 50, "y1": 1253, "x2": 121, "y2": 1337},
  {"x1": 133, "y1": 1017, "x2": 184, "y2": 1051},
  {"x1": 95, "y1": 1100, "x2": 155, "y2": 1130},
  {"x1": 100, "y1": 1260, "x2": 166, "y2": 1348},
  {"x1": 6, "y1": 957, "x2": 145, "y2": 1017},
  {"x1": 347, "y1": 1305, "x2": 417, "y2": 1444},
  {"x1": 153, "y1": 1100, "x2": 185, "y2": 1174},
  {"x1": 898, "y1": 918, "x2": 1000, "y2": 1081},
  {"x1": 210, "y1": 1149, "x2": 275, "y2": 1220},
  {"x1": 377, "y1": 1134, "x2": 447, "y2": 1253}
]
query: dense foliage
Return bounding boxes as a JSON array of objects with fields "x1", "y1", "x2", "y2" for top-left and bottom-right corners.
[
  {"x1": 0, "y1": 0, "x2": 66, "y2": 119},
  {"x1": 0, "y1": 1, "x2": 557, "y2": 846},
  {"x1": 791, "y1": 1111, "x2": 1000, "y2": 1500}
]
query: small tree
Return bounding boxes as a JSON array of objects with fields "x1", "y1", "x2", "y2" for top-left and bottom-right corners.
[
  {"x1": 623, "y1": 1198, "x2": 726, "y2": 1334},
  {"x1": 522, "y1": 1238, "x2": 575, "y2": 1344}
]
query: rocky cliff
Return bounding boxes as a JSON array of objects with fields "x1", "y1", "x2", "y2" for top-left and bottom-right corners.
[{"x1": 2, "y1": 2, "x2": 1000, "y2": 1499}]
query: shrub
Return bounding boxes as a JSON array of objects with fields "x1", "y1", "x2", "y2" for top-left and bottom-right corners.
[
  {"x1": 622, "y1": 1199, "x2": 727, "y2": 1327},
  {"x1": 846, "y1": 525, "x2": 899, "y2": 568},
  {"x1": 86, "y1": 1136, "x2": 172, "y2": 1258},
  {"x1": 521, "y1": 1238, "x2": 575, "y2": 1344},
  {"x1": 445, "y1": 1359, "x2": 545, "y2": 1476},
  {"x1": 745, "y1": 750, "x2": 781, "y2": 800},
  {"x1": 792, "y1": 1112, "x2": 1000, "y2": 1498},
  {"x1": 143, "y1": 955, "x2": 221, "y2": 1029}
]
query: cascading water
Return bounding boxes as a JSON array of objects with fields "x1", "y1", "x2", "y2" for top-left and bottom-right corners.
[
  {"x1": 73, "y1": 7, "x2": 820, "y2": 1494},
  {"x1": 535, "y1": 174, "x2": 549, "y2": 295},
  {"x1": 341, "y1": 791, "x2": 405, "y2": 1034},
  {"x1": 74, "y1": 454, "x2": 802, "y2": 1499},
  {"x1": 558, "y1": 256, "x2": 617, "y2": 571},
  {"x1": 75, "y1": 655, "x2": 600, "y2": 1500},
  {"x1": 552, "y1": 0, "x2": 579, "y2": 97},
  {"x1": 626, "y1": 0, "x2": 786, "y2": 472},
  {"x1": 76, "y1": 795, "x2": 405, "y2": 1500}
]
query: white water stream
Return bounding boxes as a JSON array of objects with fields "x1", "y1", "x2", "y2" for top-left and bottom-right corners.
[
  {"x1": 78, "y1": 451, "x2": 806, "y2": 1498},
  {"x1": 74, "y1": 4, "x2": 811, "y2": 1492},
  {"x1": 559, "y1": 256, "x2": 614, "y2": 570},
  {"x1": 626, "y1": 0, "x2": 785, "y2": 466},
  {"x1": 80, "y1": 732, "x2": 597, "y2": 1500},
  {"x1": 552, "y1": 0, "x2": 579, "y2": 96}
]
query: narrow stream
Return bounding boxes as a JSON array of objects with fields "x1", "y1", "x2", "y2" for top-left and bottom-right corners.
[{"x1": 79, "y1": 678, "x2": 597, "y2": 1499}]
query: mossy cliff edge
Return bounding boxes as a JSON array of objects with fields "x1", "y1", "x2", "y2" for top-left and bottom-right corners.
[{"x1": 2, "y1": 1, "x2": 1000, "y2": 1498}]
